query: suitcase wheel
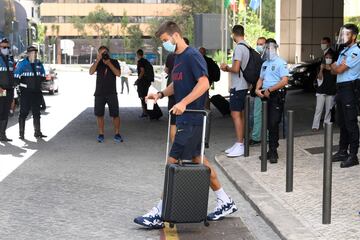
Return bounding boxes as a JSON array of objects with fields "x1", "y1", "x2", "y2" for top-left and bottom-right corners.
[
  {"x1": 169, "y1": 223, "x2": 175, "y2": 228},
  {"x1": 204, "y1": 221, "x2": 210, "y2": 227}
]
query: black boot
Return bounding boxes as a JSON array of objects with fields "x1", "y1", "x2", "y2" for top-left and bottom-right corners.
[
  {"x1": 268, "y1": 149, "x2": 279, "y2": 164},
  {"x1": 340, "y1": 155, "x2": 359, "y2": 168},
  {"x1": 19, "y1": 118, "x2": 25, "y2": 140},
  {"x1": 332, "y1": 149, "x2": 349, "y2": 162},
  {"x1": 0, "y1": 120, "x2": 12, "y2": 142},
  {"x1": 33, "y1": 118, "x2": 47, "y2": 138}
]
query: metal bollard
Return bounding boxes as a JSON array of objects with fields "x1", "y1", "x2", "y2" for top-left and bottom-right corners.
[
  {"x1": 322, "y1": 122, "x2": 333, "y2": 224},
  {"x1": 244, "y1": 95, "x2": 251, "y2": 157},
  {"x1": 286, "y1": 110, "x2": 294, "y2": 192},
  {"x1": 261, "y1": 101, "x2": 267, "y2": 172}
]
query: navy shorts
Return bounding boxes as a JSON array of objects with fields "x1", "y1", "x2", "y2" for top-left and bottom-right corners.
[
  {"x1": 230, "y1": 89, "x2": 247, "y2": 112},
  {"x1": 169, "y1": 123, "x2": 202, "y2": 160},
  {"x1": 94, "y1": 94, "x2": 119, "y2": 117}
]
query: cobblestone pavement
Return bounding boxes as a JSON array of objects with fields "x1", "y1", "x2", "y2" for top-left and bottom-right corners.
[
  {"x1": 216, "y1": 133, "x2": 360, "y2": 240},
  {"x1": 0, "y1": 70, "x2": 280, "y2": 240}
]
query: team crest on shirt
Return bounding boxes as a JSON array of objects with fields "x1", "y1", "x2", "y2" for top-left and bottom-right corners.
[
  {"x1": 271, "y1": 65, "x2": 276, "y2": 71},
  {"x1": 351, "y1": 53, "x2": 358, "y2": 59}
]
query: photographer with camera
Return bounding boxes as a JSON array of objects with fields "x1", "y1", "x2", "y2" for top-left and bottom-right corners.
[{"x1": 89, "y1": 46, "x2": 123, "y2": 143}]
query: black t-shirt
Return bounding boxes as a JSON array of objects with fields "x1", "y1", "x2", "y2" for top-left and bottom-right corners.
[
  {"x1": 94, "y1": 59, "x2": 120, "y2": 96},
  {"x1": 317, "y1": 69, "x2": 337, "y2": 95},
  {"x1": 137, "y1": 58, "x2": 154, "y2": 83},
  {"x1": 317, "y1": 49, "x2": 337, "y2": 95},
  {"x1": 165, "y1": 53, "x2": 176, "y2": 86}
]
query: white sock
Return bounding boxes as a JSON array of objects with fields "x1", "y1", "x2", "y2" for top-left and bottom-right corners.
[
  {"x1": 236, "y1": 142, "x2": 244, "y2": 146},
  {"x1": 156, "y1": 200, "x2": 163, "y2": 214},
  {"x1": 214, "y1": 188, "x2": 231, "y2": 204}
]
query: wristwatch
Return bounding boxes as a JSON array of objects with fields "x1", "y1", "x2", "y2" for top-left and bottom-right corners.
[{"x1": 157, "y1": 91, "x2": 164, "y2": 99}]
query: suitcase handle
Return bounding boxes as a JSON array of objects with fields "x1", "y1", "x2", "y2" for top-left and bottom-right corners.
[{"x1": 165, "y1": 109, "x2": 207, "y2": 165}]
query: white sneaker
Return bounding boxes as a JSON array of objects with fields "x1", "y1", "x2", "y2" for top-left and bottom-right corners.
[
  {"x1": 226, "y1": 143, "x2": 244, "y2": 157},
  {"x1": 225, "y1": 142, "x2": 237, "y2": 154}
]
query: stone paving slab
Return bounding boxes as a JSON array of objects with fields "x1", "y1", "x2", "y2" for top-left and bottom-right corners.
[{"x1": 215, "y1": 133, "x2": 360, "y2": 240}]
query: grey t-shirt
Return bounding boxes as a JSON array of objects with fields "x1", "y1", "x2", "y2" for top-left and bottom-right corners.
[{"x1": 231, "y1": 40, "x2": 250, "y2": 91}]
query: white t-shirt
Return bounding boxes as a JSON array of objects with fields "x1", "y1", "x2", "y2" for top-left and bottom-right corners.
[{"x1": 231, "y1": 40, "x2": 250, "y2": 91}]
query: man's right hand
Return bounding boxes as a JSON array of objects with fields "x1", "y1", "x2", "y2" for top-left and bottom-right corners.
[{"x1": 145, "y1": 93, "x2": 160, "y2": 103}]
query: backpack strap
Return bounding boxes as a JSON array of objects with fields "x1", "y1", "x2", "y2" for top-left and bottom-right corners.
[{"x1": 237, "y1": 42, "x2": 251, "y2": 73}]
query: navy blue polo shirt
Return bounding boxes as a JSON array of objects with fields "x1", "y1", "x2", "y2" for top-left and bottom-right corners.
[{"x1": 172, "y1": 47, "x2": 208, "y2": 125}]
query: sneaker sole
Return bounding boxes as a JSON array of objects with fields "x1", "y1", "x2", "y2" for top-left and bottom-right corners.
[
  {"x1": 226, "y1": 153, "x2": 244, "y2": 158},
  {"x1": 207, "y1": 205, "x2": 238, "y2": 221},
  {"x1": 133, "y1": 219, "x2": 164, "y2": 229}
]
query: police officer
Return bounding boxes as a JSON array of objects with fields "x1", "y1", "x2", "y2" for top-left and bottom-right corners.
[
  {"x1": 255, "y1": 38, "x2": 289, "y2": 163},
  {"x1": 15, "y1": 46, "x2": 47, "y2": 140},
  {"x1": 0, "y1": 38, "x2": 15, "y2": 141},
  {"x1": 331, "y1": 23, "x2": 360, "y2": 168}
]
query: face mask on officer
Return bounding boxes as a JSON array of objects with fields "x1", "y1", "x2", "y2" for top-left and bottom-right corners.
[
  {"x1": 337, "y1": 27, "x2": 355, "y2": 46},
  {"x1": 0, "y1": 47, "x2": 9, "y2": 56},
  {"x1": 263, "y1": 42, "x2": 278, "y2": 61},
  {"x1": 28, "y1": 51, "x2": 37, "y2": 63},
  {"x1": 256, "y1": 45, "x2": 264, "y2": 54},
  {"x1": 320, "y1": 44, "x2": 328, "y2": 51}
]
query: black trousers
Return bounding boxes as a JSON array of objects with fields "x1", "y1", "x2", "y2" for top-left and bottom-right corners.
[
  {"x1": 336, "y1": 83, "x2": 359, "y2": 156},
  {"x1": 19, "y1": 90, "x2": 42, "y2": 120},
  {"x1": 265, "y1": 92, "x2": 285, "y2": 151},
  {"x1": 0, "y1": 88, "x2": 14, "y2": 120}
]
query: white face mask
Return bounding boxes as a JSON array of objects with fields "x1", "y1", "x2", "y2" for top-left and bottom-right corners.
[
  {"x1": 325, "y1": 58, "x2": 332, "y2": 65},
  {"x1": 0, "y1": 48, "x2": 9, "y2": 56},
  {"x1": 320, "y1": 44, "x2": 328, "y2": 51}
]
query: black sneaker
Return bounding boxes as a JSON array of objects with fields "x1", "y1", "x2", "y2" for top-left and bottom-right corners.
[
  {"x1": 332, "y1": 150, "x2": 349, "y2": 162},
  {"x1": 340, "y1": 155, "x2": 359, "y2": 168},
  {"x1": 268, "y1": 150, "x2": 279, "y2": 164}
]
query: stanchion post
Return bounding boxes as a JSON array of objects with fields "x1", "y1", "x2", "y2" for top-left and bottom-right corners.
[
  {"x1": 286, "y1": 110, "x2": 294, "y2": 192},
  {"x1": 322, "y1": 122, "x2": 333, "y2": 224},
  {"x1": 261, "y1": 100, "x2": 267, "y2": 172},
  {"x1": 244, "y1": 95, "x2": 250, "y2": 157}
]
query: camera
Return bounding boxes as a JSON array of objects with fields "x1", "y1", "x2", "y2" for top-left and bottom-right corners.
[{"x1": 102, "y1": 52, "x2": 110, "y2": 60}]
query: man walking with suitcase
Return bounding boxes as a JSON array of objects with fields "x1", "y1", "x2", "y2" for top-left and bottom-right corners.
[{"x1": 133, "y1": 21, "x2": 237, "y2": 229}]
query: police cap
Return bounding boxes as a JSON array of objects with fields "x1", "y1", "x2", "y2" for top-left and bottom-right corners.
[
  {"x1": 0, "y1": 38, "x2": 9, "y2": 44},
  {"x1": 26, "y1": 46, "x2": 38, "y2": 53}
]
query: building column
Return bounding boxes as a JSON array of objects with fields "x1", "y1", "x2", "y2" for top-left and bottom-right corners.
[{"x1": 277, "y1": 0, "x2": 344, "y2": 63}]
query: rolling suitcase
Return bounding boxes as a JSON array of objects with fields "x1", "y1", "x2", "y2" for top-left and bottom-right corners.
[
  {"x1": 205, "y1": 110, "x2": 211, "y2": 148},
  {"x1": 162, "y1": 110, "x2": 211, "y2": 228},
  {"x1": 147, "y1": 103, "x2": 163, "y2": 120},
  {"x1": 210, "y1": 94, "x2": 230, "y2": 116}
]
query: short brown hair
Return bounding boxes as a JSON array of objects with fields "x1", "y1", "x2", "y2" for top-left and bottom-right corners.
[{"x1": 155, "y1": 21, "x2": 182, "y2": 38}]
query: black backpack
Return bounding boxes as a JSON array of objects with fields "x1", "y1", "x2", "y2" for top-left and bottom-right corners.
[
  {"x1": 143, "y1": 59, "x2": 155, "y2": 82},
  {"x1": 205, "y1": 56, "x2": 221, "y2": 84},
  {"x1": 238, "y1": 43, "x2": 264, "y2": 85}
]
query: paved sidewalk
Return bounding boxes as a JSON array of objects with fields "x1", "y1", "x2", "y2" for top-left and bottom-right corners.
[{"x1": 215, "y1": 133, "x2": 360, "y2": 240}]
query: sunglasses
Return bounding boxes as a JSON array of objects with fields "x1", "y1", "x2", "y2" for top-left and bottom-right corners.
[{"x1": 0, "y1": 47, "x2": 10, "y2": 49}]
